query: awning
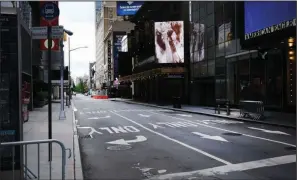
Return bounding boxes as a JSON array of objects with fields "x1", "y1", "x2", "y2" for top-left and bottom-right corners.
[{"x1": 119, "y1": 67, "x2": 185, "y2": 82}]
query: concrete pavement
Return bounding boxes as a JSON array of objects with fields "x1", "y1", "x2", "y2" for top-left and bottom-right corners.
[
  {"x1": 23, "y1": 103, "x2": 82, "y2": 179},
  {"x1": 73, "y1": 94, "x2": 296, "y2": 180}
]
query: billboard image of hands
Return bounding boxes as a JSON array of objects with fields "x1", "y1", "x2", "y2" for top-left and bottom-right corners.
[
  {"x1": 190, "y1": 22, "x2": 205, "y2": 62},
  {"x1": 155, "y1": 21, "x2": 184, "y2": 63}
]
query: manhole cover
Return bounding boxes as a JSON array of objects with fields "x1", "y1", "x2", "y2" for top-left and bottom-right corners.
[
  {"x1": 285, "y1": 146, "x2": 296, "y2": 151},
  {"x1": 107, "y1": 145, "x2": 132, "y2": 151},
  {"x1": 222, "y1": 132, "x2": 242, "y2": 136},
  {"x1": 79, "y1": 135, "x2": 92, "y2": 139}
]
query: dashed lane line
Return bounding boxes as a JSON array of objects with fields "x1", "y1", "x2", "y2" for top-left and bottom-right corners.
[
  {"x1": 149, "y1": 111, "x2": 296, "y2": 147},
  {"x1": 110, "y1": 111, "x2": 232, "y2": 165}
]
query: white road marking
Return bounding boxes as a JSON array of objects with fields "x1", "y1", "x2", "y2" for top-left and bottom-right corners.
[
  {"x1": 139, "y1": 114, "x2": 151, "y2": 117},
  {"x1": 77, "y1": 126, "x2": 103, "y2": 138},
  {"x1": 149, "y1": 154, "x2": 296, "y2": 180},
  {"x1": 158, "y1": 170, "x2": 167, "y2": 174},
  {"x1": 79, "y1": 112, "x2": 84, "y2": 115},
  {"x1": 192, "y1": 132, "x2": 228, "y2": 142},
  {"x1": 73, "y1": 106, "x2": 77, "y2": 112},
  {"x1": 106, "y1": 135, "x2": 147, "y2": 146},
  {"x1": 88, "y1": 115, "x2": 111, "y2": 120},
  {"x1": 149, "y1": 111, "x2": 296, "y2": 147},
  {"x1": 248, "y1": 127, "x2": 291, "y2": 136},
  {"x1": 110, "y1": 111, "x2": 232, "y2": 165},
  {"x1": 176, "y1": 114, "x2": 192, "y2": 117},
  {"x1": 148, "y1": 123, "x2": 165, "y2": 129},
  {"x1": 201, "y1": 119, "x2": 244, "y2": 124}
]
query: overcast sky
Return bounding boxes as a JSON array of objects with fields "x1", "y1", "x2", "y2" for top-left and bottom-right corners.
[{"x1": 59, "y1": 2, "x2": 95, "y2": 80}]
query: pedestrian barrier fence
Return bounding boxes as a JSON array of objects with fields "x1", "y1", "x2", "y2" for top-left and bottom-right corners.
[
  {"x1": 0, "y1": 139, "x2": 71, "y2": 180},
  {"x1": 239, "y1": 100, "x2": 265, "y2": 120}
]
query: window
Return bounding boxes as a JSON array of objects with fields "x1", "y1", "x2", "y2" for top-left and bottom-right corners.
[
  {"x1": 207, "y1": 2, "x2": 214, "y2": 14},
  {"x1": 215, "y1": 56, "x2": 226, "y2": 75},
  {"x1": 199, "y1": 4, "x2": 206, "y2": 19},
  {"x1": 208, "y1": 59, "x2": 215, "y2": 76},
  {"x1": 207, "y1": 26, "x2": 215, "y2": 47},
  {"x1": 207, "y1": 46, "x2": 215, "y2": 60},
  {"x1": 215, "y1": 77, "x2": 226, "y2": 99},
  {"x1": 206, "y1": 13, "x2": 214, "y2": 27}
]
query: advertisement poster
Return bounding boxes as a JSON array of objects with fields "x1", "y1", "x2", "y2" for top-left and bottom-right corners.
[
  {"x1": 218, "y1": 22, "x2": 232, "y2": 50},
  {"x1": 113, "y1": 32, "x2": 126, "y2": 79},
  {"x1": 190, "y1": 22, "x2": 205, "y2": 62},
  {"x1": 244, "y1": 1, "x2": 296, "y2": 39},
  {"x1": 155, "y1": 21, "x2": 184, "y2": 63},
  {"x1": 116, "y1": 1, "x2": 143, "y2": 16},
  {"x1": 107, "y1": 40, "x2": 112, "y2": 82}
]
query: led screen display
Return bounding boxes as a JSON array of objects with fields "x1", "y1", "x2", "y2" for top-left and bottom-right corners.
[
  {"x1": 116, "y1": 1, "x2": 143, "y2": 16},
  {"x1": 155, "y1": 21, "x2": 184, "y2": 63},
  {"x1": 244, "y1": 1, "x2": 296, "y2": 40}
]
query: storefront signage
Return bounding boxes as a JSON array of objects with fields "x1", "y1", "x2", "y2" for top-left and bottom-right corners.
[
  {"x1": 107, "y1": 40, "x2": 112, "y2": 82},
  {"x1": 245, "y1": 18, "x2": 296, "y2": 40},
  {"x1": 113, "y1": 32, "x2": 126, "y2": 79}
]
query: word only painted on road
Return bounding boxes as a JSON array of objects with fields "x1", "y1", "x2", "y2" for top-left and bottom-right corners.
[{"x1": 99, "y1": 126, "x2": 140, "y2": 134}]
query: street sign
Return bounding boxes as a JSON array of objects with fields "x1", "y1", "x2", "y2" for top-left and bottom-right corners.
[
  {"x1": 40, "y1": 2, "x2": 60, "y2": 21},
  {"x1": 31, "y1": 26, "x2": 64, "y2": 39}
]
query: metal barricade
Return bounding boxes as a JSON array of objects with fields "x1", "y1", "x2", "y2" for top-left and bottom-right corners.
[
  {"x1": 239, "y1": 100, "x2": 265, "y2": 120},
  {"x1": 0, "y1": 139, "x2": 70, "y2": 180}
]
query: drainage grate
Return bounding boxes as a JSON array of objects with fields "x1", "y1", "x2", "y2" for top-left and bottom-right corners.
[
  {"x1": 106, "y1": 145, "x2": 132, "y2": 151},
  {"x1": 222, "y1": 132, "x2": 242, "y2": 136},
  {"x1": 284, "y1": 146, "x2": 296, "y2": 151}
]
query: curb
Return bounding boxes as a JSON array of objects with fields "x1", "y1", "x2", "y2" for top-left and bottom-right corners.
[
  {"x1": 111, "y1": 99, "x2": 296, "y2": 129},
  {"x1": 71, "y1": 103, "x2": 84, "y2": 180}
]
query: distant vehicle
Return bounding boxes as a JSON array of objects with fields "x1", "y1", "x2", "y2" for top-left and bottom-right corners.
[{"x1": 45, "y1": 4, "x2": 54, "y2": 14}]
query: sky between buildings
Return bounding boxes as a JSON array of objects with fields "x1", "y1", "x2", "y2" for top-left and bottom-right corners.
[{"x1": 59, "y1": 2, "x2": 96, "y2": 80}]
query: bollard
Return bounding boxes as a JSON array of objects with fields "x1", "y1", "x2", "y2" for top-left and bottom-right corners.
[
  {"x1": 217, "y1": 104, "x2": 220, "y2": 114},
  {"x1": 226, "y1": 102, "x2": 230, "y2": 116}
]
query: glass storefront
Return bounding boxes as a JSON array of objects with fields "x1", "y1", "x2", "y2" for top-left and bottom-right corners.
[{"x1": 190, "y1": 1, "x2": 296, "y2": 110}]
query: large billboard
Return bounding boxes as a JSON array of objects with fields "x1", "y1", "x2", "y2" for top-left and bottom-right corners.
[
  {"x1": 244, "y1": 1, "x2": 296, "y2": 40},
  {"x1": 113, "y1": 32, "x2": 126, "y2": 79},
  {"x1": 190, "y1": 22, "x2": 205, "y2": 62},
  {"x1": 116, "y1": 1, "x2": 143, "y2": 16},
  {"x1": 155, "y1": 21, "x2": 184, "y2": 63}
]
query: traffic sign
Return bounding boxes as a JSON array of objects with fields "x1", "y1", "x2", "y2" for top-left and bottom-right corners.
[
  {"x1": 31, "y1": 26, "x2": 64, "y2": 39},
  {"x1": 40, "y1": 2, "x2": 60, "y2": 21}
]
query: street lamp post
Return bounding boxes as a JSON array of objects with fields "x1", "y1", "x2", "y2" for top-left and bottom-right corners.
[{"x1": 67, "y1": 38, "x2": 88, "y2": 107}]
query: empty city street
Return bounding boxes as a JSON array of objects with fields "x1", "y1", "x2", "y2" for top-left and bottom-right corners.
[{"x1": 73, "y1": 95, "x2": 296, "y2": 180}]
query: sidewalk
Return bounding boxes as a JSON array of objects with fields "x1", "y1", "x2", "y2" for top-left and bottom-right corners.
[
  {"x1": 111, "y1": 98, "x2": 296, "y2": 128},
  {"x1": 23, "y1": 103, "x2": 83, "y2": 179}
]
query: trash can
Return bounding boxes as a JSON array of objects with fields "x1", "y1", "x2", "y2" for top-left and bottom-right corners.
[{"x1": 172, "y1": 96, "x2": 181, "y2": 109}]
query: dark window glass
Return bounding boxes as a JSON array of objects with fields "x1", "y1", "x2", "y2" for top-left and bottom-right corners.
[
  {"x1": 207, "y1": 2, "x2": 214, "y2": 14},
  {"x1": 208, "y1": 59, "x2": 215, "y2": 76},
  {"x1": 215, "y1": 56, "x2": 226, "y2": 75},
  {"x1": 215, "y1": 77, "x2": 226, "y2": 99},
  {"x1": 207, "y1": 46, "x2": 215, "y2": 60},
  {"x1": 206, "y1": 13, "x2": 214, "y2": 27},
  {"x1": 207, "y1": 26, "x2": 215, "y2": 47},
  {"x1": 214, "y1": 4, "x2": 223, "y2": 45},
  {"x1": 199, "y1": 5, "x2": 206, "y2": 19}
]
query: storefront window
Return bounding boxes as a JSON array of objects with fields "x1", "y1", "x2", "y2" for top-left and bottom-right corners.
[
  {"x1": 208, "y1": 59, "x2": 215, "y2": 76},
  {"x1": 215, "y1": 56, "x2": 225, "y2": 75},
  {"x1": 207, "y1": 26, "x2": 215, "y2": 47},
  {"x1": 250, "y1": 52, "x2": 265, "y2": 102},
  {"x1": 237, "y1": 55, "x2": 250, "y2": 101},
  {"x1": 226, "y1": 57, "x2": 236, "y2": 103},
  {"x1": 215, "y1": 77, "x2": 226, "y2": 99}
]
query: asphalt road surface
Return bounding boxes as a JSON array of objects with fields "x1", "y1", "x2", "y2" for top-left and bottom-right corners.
[{"x1": 73, "y1": 94, "x2": 296, "y2": 180}]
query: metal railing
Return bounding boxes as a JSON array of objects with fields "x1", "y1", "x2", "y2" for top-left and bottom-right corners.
[{"x1": 0, "y1": 139, "x2": 71, "y2": 180}]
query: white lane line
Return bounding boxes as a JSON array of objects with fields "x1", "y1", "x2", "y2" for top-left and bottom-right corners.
[
  {"x1": 149, "y1": 154, "x2": 296, "y2": 180},
  {"x1": 110, "y1": 111, "x2": 232, "y2": 165},
  {"x1": 149, "y1": 111, "x2": 296, "y2": 147}
]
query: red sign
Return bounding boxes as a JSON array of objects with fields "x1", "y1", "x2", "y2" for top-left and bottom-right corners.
[{"x1": 39, "y1": 1, "x2": 59, "y2": 51}]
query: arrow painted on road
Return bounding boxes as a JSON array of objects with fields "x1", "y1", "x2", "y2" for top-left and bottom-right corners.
[
  {"x1": 138, "y1": 114, "x2": 151, "y2": 118},
  {"x1": 176, "y1": 114, "x2": 192, "y2": 117},
  {"x1": 88, "y1": 115, "x2": 110, "y2": 120},
  {"x1": 106, "y1": 135, "x2": 147, "y2": 146},
  {"x1": 192, "y1": 132, "x2": 228, "y2": 142},
  {"x1": 248, "y1": 127, "x2": 290, "y2": 136}
]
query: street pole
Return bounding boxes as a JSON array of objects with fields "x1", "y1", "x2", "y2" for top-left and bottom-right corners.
[
  {"x1": 68, "y1": 37, "x2": 71, "y2": 107},
  {"x1": 59, "y1": 39, "x2": 66, "y2": 120},
  {"x1": 47, "y1": 26, "x2": 52, "y2": 161}
]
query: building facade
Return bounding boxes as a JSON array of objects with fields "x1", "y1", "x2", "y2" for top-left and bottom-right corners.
[{"x1": 190, "y1": 1, "x2": 296, "y2": 112}]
